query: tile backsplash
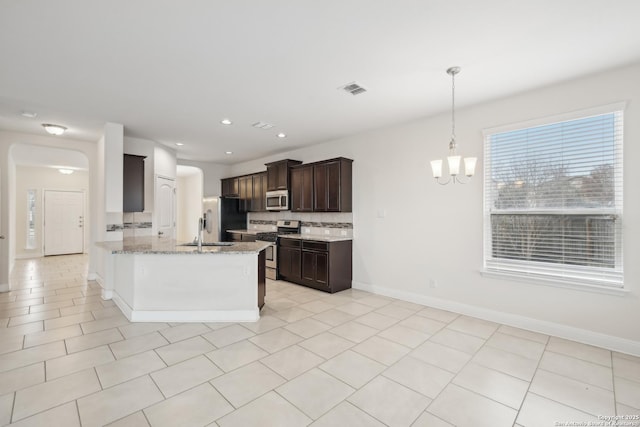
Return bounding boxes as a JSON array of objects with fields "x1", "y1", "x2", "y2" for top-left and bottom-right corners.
[{"x1": 248, "y1": 212, "x2": 353, "y2": 237}]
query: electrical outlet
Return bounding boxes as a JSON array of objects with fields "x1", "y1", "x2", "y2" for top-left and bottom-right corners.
[
  {"x1": 340, "y1": 230, "x2": 347, "y2": 236},
  {"x1": 303, "y1": 227, "x2": 310, "y2": 234},
  {"x1": 324, "y1": 230, "x2": 330, "y2": 235},
  {"x1": 429, "y1": 279, "x2": 437, "y2": 288}
]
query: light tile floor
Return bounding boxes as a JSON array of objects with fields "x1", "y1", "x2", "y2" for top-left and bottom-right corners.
[{"x1": 0, "y1": 255, "x2": 639, "y2": 426}]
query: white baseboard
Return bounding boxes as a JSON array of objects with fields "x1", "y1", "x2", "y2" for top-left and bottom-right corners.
[
  {"x1": 14, "y1": 253, "x2": 43, "y2": 260},
  {"x1": 352, "y1": 281, "x2": 640, "y2": 357},
  {"x1": 112, "y1": 291, "x2": 258, "y2": 323},
  {"x1": 0, "y1": 283, "x2": 9, "y2": 292}
]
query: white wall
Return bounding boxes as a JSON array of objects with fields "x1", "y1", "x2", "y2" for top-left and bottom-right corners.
[
  {"x1": 178, "y1": 160, "x2": 230, "y2": 197},
  {"x1": 176, "y1": 170, "x2": 203, "y2": 242},
  {"x1": 230, "y1": 63, "x2": 640, "y2": 354},
  {"x1": 15, "y1": 166, "x2": 90, "y2": 258}
]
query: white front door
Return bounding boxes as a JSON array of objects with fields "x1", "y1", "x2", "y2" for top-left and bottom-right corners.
[
  {"x1": 44, "y1": 190, "x2": 84, "y2": 256},
  {"x1": 156, "y1": 176, "x2": 176, "y2": 238}
]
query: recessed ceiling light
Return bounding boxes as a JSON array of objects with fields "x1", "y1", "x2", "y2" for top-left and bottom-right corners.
[
  {"x1": 225, "y1": 151, "x2": 233, "y2": 155},
  {"x1": 42, "y1": 124, "x2": 67, "y2": 135},
  {"x1": 277, "y1": 133, "x2": 286, "y2": 138},
  {"x1": 21, "y1": 111, "x2": 37, "y2": 118},
  {"x1": 221, "y1": 119, "x2": 232, "y2": 125},
  {"x1": 58, "y1": 168, "x2": 74, "y2": 175},
  {"x1": 175, "y1": 142, "x2": 184, "y2": 146}
]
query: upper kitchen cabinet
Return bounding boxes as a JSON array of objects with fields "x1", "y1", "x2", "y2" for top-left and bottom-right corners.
[
  {"x1": 314, "y1": 158, "x2": 353, "y2": 212},
  {"x1": 290, "y1": 164, "x2": 314, "y2": 212},
  {"x1": 238, "y1": 175, "x2": 253, "y2": 212},
  {"x1": 291, "y1": 157, "x2": 353, "y2": 213},
  {"x1": 251, "y1": 172, "x2": 267, "y2": 212},
  {"x1": 265, "y1": 159, "x2": 301, "y2": 191},
  {"x1": 123, "y1": 154, "x2": 146, "y2": 212},
  {"x1": 221, "y1": 177, "x2": 239, "y2": 198}
]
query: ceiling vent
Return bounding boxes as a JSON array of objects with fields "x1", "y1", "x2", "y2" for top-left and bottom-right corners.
[
  {"x1": 340, "y1": 82, "x2": 367, "y2": 96},
  {"x1": 252, "y1": 121, "x2": 274, "y2": 130}
]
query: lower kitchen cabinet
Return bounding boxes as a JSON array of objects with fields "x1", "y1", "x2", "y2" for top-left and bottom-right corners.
[
  {"x1": 278, "y1": 239, "x2": 301, "y2": 281},
  {"x1": 279, "y1": 238, "x2": 351, "y2": 293}
]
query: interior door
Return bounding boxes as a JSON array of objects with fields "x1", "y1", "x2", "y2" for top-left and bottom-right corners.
[
  {"x1": 44, "y1": 190, "x2": 84, "y2": 256},
  {"x1": 156, "y1": 176, "x2": 176, "y2": 238}
]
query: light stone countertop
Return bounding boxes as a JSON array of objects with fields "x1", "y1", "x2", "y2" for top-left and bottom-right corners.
[
  {"x1": 279, "y1": 234, "x2": 353, "y2": 242},
  {"x1": 95, "y1": 236, "x2": 271, "y2": 255},
  {"x1": 226, "y1": 229, "x2": 259, "y2": 235}
]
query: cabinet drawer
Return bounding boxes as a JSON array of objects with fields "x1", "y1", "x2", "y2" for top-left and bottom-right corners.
[
  {"x1": 302, "y1": 241, "x2": 328, "y2": 251},
  {"x1": 280, "y1": 238, "x2": 301, "y2": 248}
]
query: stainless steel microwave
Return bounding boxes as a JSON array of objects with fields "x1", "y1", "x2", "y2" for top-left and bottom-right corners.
[{"x1": 266, "y1": 190, "x2": 289, "y2": 211}]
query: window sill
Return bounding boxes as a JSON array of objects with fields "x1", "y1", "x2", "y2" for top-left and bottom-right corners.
[{"x1": 480, "y1": 269, "x2": 629, "y2": 296}]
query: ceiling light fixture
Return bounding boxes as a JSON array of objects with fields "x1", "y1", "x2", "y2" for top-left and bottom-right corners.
[
  {"x1": 175, "y1": 142, "x2": 184, "y2": 146},
  {"x1": 21, "y1": 111, "x2": 38, "y2": 118},
  {"x1": 42, "y1": 123, "x2": 67, "y2": 136},
  {"x1": 430, "y1": 67, "x2": 477, "y2": 184},
  {"x1": 277, "y1": 133, "x2": 286, "y2": 138},
  {"x1": 225, "y1": 151, "x2": 233, "y2": 155},
  {"x1": 58, "y1": 168, "x2": 74, "y2": 175},
  {"x1": 221, "y1": 119, "x2": 232, "y2": 125}
]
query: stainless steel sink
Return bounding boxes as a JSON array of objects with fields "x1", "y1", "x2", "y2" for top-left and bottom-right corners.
[{"x1": 180, "y1": 242, "x2": 234, "y2": 247}]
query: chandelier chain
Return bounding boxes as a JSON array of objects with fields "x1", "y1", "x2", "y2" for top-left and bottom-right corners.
[{"x1": 451, "y1": 70, "x2": 456, "y2": 143}]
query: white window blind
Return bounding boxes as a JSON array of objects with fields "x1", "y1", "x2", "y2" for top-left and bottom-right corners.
[{"x1": 483, "y1": 109, "x2": 623, "y2": 288}]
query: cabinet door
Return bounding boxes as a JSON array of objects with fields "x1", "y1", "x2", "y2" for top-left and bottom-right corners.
[
  {"x1": 252, "y1": 173, "x2": 266, "y2": 212},
  {"x1": 123, "y1": 154, "x2": 145, "y2": 212},
  {"x1": 314, "y1": 161, "x2": 342, "y2": 212},
  {"x1": 275, "y1": 163, "x2": 288, "y2": 190},
  {"x1": 279, "y1": 247, "x2": 301, "y2": 280},
  {"x1": 291, "y1": 165, "x2": 314, "y2": 212},
  {"x1": 238, "y1": 176, "x2": 252, "y2": 212},
  {"x1": 221, "y1": 178, "x2": 239, "y2": 197},
  {"x1": 301, "y1": 250, "x2": 329, "y2": 289},
  {"x1": 266, "y1": 163, "x2": 280, "y2": 191}
]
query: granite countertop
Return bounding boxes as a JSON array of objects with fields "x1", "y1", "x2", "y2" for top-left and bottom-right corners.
[
  {"x1": 226, "y1": 229, "x2": 259, "y2": 235},
  {"x1": 95, "y1": 236, "x2": 271, "y2": 255},
  {"x1": 279, "y1": 233, "x2": 353, "y2": 242}
]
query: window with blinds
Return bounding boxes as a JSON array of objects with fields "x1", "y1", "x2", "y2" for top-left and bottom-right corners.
[{"x1": 483, "y1": 108, "x2": 624, "y2": 288}]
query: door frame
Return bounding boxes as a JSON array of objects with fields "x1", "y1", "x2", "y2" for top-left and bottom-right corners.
[{"x1": 43, "y1": 188, "x2": 86, "y2": 256}]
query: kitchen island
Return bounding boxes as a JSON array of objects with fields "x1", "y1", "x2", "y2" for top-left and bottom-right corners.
[{"x1": 94, "y1": 237, "x2": 270, "y2": 323}]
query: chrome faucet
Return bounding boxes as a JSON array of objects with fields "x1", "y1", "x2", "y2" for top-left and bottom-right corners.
[{"x1": 197, "y1": 217, "x2": 204, "y2": 252}]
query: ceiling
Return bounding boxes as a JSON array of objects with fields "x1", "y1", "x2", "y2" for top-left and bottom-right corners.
[{"x1": 1, "y1": 1, "x2": 639, "y2": 165}]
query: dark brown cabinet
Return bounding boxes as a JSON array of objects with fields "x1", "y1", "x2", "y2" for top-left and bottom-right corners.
[
  {"x1": 221, "y1": 172, "x2": 268, "y2": 212},
  {"x1": 290, "y1": 164, "x2": 314, "y2": 212},
  {"x1": 291, "y1": 158, "x2": 352, "y2": 213},
  {"x1": 238, "y1": 175, "x2": 252, "y2": 212},
  {"x1": 227, "y1": 231, "x2": 257, "y2": 242},
  {"x1": 123, "y1": 154, "x2": 146, "y2": 212},
  {"x1": 252, "y1": 172, "x2": 267, "y2": 212},
  {"x1": 279, "y1": 238, "x2": 352, "y2": 293},
  {"x1": 278, "y1": 238, "x2": 301, "y2": 281},
  {"x1": 265, "y1": 159, "x2": 301, "y2": 191},
  {"x1": 314, "y1": 158, "x2": 353, "y2": 212},
  {"x1": 221, "y1": 178, "x2": 239, "y2": 197}
]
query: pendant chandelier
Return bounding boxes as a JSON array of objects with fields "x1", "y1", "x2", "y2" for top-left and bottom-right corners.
[{"x1": 430, "y1": 66, "x2": 477, "y2": 184}]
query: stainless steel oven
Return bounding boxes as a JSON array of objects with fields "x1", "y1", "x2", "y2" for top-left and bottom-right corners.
[{"x1": 256, "y1": 220, "x2": 300, "y2": 281}]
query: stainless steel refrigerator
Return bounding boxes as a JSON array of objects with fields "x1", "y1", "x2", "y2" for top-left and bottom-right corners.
[{"x1": 202, "y1": 196, "x2": 247, "y2": 242}]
